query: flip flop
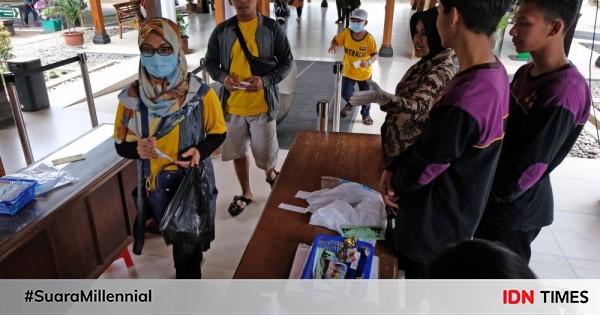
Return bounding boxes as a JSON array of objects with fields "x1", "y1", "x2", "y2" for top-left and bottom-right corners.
[
  {"x1": 266, "y1": 170, "x2": 280, "y2": 189},
  {"x1": 228, "y1": 195, "x2": 252, "y2": 217}
]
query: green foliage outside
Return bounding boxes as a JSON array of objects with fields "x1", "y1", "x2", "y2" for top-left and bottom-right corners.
[
  {"x1": 0, "y1": 24, "x2": 15, "y2": 75},
  {"x1": 42, "y1": 0, "x2": 87, "y2": 33},
  {"x1": 176, "y1": 14, "x2": 188, "y2": 38},
  {"x1": 497, "y1": 12, "x2": 511, "y2": 30}
]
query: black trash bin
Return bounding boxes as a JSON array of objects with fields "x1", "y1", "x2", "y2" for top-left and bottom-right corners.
[
  {"x1": 7, "y1": 57, "x2": 50, "y2": 112},
  {"x1": 2, "y1": 20, "x2": 15, "y2": 36}
]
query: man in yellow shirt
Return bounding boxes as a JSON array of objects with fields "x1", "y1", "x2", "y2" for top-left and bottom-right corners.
[
  {"x1": 205, "y1": 0, "x2": 293, "y2": 216},
  {"x1": 328, "y1": 8, "x2": 378, "y2": 125}
]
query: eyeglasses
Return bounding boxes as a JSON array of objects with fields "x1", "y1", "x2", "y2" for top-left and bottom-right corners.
[{"x1": 139, "y1": 45, "x2": 174, "y2": 57}]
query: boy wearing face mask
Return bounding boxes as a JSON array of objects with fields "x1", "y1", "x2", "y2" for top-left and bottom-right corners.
[{"x1": 328, "y1": 8, "x2": 378, "y2": 126}]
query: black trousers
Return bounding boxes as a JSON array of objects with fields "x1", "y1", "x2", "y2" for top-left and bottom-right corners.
[
  {"x1": 474, "y1": 224, "x2": 542, "y2": 263},
  {"x1": 335, "y1": 0, "x2": 343, "y2": 20},
  {"x1": 173, "y1": 242, "x2": 203, "y2": 279},
  {"x1": 343, "y1": 8, "x2": 352, "y2": 27}
]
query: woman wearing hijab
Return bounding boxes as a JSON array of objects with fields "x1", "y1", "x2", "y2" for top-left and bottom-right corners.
[
  {"x1": 113, "y1": 18, "x2": 227, "y2": 279},
  {"x1": 350, "y1": 7, "x2": 456, "y2": 162}
]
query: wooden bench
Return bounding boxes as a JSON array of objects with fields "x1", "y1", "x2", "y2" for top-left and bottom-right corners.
[{"x1": 113, "y1": 0, "x2": 145, "y2": 39}]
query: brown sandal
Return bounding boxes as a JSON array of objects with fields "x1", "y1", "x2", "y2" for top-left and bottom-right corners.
[
  {"x1": 340, "y1": 105, "x2": 353, "y2": 118},
  {"x1": 362, "y1": 116, "x2": 373, "y2": 125}
]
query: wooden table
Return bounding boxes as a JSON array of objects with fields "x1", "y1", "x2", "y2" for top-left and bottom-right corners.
[
  {"x1": 0, "y1": 125, "x2": 137, "y2": 278},
  {"x1": 234, "y1": 131, "x2": 397, "y2": 279}
]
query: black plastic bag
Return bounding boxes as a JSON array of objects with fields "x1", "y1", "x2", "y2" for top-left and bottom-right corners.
[{"x1": 159, "y1": 164, "x2": 210, "y2": 245}]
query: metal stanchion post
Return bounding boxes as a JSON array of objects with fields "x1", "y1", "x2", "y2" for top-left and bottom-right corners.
[
  {"x1": 3, "y1": 72, "x2": 34, "y2": 165},
  {"x1": 316, "y1": 100, "x2": 328, "y2": 131},
  {"x1": 77, "y1": 53, "x2": 99, "y2": 128},
  {"x1": 332, "y1": 61, "x2": 343, "y2": 132},
  {"x1": 200, "y1": 58, "x2": 210, "y2": 84}
]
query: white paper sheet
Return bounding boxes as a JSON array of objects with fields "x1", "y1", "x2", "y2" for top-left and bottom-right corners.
[{"x1": 278, "y1": 203, "x2": 307, "y2": 213}]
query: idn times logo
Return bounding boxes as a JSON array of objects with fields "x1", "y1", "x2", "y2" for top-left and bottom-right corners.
[{"x1": 503, "y1": 290, "x2": 589, "y2": 304}]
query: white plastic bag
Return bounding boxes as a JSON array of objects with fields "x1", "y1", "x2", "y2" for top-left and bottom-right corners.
[
  {"x1": 299, "y1": 182, "x2": 386, "y2": 234},
  {"x1": 3, "y1": 163, "x2": 78, "y2": 197}
]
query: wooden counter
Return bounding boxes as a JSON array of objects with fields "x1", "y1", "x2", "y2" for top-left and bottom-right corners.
[
  {"x1": 234, "y1": 131, "x2": 397, "y2": 279},
  {"x1": 0, "y1": 125, "x2": 137, "y2": 278}
]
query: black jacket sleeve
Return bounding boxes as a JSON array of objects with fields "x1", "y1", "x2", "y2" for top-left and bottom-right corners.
[
  {"x1": 115, "y1": 133, "x2": 226, "y2": 162},
  {"x1": 205, "y1": 23, "x2": 229, "y2": 84},
  {"x1": 490, "y1": 105, "x2": 578, "y2": 204},
  {"x1": 195, "y1": 133, "x2": 226, "y2": 159},
  {"x1": 115, "y1": 141, "x2": 140, "y2": 160},
  {"x1": 261, "y1": 20, "x2": 293, "y2": 87},
  {"x1": 386, "y1": 105, "x2": 479, "y2": 195}
]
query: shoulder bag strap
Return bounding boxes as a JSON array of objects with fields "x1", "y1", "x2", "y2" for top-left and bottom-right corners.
[
  {"x1": 233, "y1": 25, "x2": 255, "y2": 60},
  {"x1": 139, "y1": 100, "x2": 153, "y2": 193}
]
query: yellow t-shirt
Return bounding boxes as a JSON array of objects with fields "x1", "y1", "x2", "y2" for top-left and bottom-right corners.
[
  {"x1": 113, "y1": 88, "x2": 226, "y2": 190},
  {"x1": 334, "y1": 28, "x2": 378, "y2": 81},
  {"x1": 227, "y1": 17, "x2": 268, "y2": 116}
]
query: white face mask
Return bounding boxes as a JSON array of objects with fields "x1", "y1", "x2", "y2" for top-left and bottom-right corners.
[
  {"x1": 349, "y1": 22, "x2": 364, "y2": 33},
  {"x1": 141, "y1": 54, "x2": 178, "y2": 78}
]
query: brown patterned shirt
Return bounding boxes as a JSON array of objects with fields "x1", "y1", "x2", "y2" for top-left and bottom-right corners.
[{"x1": 380, "y1": 49, "x2": 456, "y2": 161}]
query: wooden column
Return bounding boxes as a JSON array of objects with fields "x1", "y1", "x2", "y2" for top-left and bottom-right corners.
[
  {"x1": 379, "y1": 0, "x2": 396, "y2": 57},
  {"x1": 416, "y1": 0, "x2": 433, "y2": 11},
  {"x1": 145, "y1": 0, "x2": 160, "y2": 18},
  {"x1": 259, "y1": 0, "x2": 270, "y2": 17},
  {"x1": 89, "y1": 0, "x2": 110, "y2": 44},
  {"x1": 214, "y1": 0, "x2": 225, "y2": 24}
]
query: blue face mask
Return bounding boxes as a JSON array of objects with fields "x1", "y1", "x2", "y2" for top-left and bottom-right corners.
[
  {"x1": 349, "y1": 22, "x2": 364, "y2": 33},
  {"x1": 141, "y1": 54, "x2": 178, "y2": 78}
]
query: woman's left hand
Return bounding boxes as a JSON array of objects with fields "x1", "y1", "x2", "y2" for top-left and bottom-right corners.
[{"x1": 175, "y1": 147, "x2": 201, "y2": 168}]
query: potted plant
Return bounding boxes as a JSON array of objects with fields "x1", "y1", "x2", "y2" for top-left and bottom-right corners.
[
  {"x1": 176, "y1": 13, "x2": 189, "y2": 53},
  {"x1": 43, "y1": 0, "x2": 86, "y2": 47},
  {"x1": 38, "y1": 0, "x2": 63, "y2": 33},
  {"x1": 186, "y1": 0, "x2": 198, "y2": 13}
]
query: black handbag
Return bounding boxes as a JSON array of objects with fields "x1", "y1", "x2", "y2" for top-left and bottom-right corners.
[
  {"x1": 147, "y1": 165, "x2": 184, "y2": 221},
  {"x1": 233, "y1": 25, "x2": 278, "y2": 76}
]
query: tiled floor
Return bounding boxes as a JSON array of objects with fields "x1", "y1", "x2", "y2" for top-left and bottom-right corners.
[{"x1": 1, "y1": 1, "x2": 600, "y2": 279}]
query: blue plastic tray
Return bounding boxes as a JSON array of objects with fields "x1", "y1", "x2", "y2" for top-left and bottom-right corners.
[
  {"x1": 0, "y1": 178, "x2": 37, "y2": 216},
  {"x1": 301, "y1": 234, "x2": 374, "y2": 279}
]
